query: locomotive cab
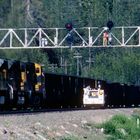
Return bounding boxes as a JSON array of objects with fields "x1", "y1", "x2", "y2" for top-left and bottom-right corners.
[{"x1": 0, "y1": 59, "x2": 22, "y2": 108}]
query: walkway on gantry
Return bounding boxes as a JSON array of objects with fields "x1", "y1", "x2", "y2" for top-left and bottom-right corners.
[{"x1": 0, "y1": 26, "x2": 140, "y2": 49}]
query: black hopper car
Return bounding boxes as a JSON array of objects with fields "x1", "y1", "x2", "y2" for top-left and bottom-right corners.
[{"x1": 0, "y1": 58, "x2": 140, "y2": 110}]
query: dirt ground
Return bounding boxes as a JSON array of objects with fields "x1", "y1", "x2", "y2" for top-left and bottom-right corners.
[{"x1": 0, "y1": 108, "x2": 135, "y2": 140}]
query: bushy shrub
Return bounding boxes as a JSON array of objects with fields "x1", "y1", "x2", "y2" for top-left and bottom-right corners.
[{"x1": 99, "y1": 114, "x2": 140, "y2": 140}]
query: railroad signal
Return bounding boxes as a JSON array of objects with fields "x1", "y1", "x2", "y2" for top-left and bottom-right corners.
[
  {"x1": 65, "y1": 23, "x2": 74, "y2": 47},
  {"x1": 107, "y1": 20, "x2": 114, "y2": 30},
  {"x1": 65, "y1": 23, "x2": 73, "y2": 31}
]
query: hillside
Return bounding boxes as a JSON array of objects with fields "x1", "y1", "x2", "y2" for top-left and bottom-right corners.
[
  {"x1": 0, "y1": 0, "x2": 140, "y2": 28},
  {"x1": 0, "y1": 0, "x2": 140, "y2": 85}
]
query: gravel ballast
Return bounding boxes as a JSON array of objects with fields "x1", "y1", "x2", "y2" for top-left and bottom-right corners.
[{"x1": 0, "y1": 108, "x2": 134, "y2": 140}]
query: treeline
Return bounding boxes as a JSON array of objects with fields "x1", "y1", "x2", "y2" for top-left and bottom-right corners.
[
  {"x1": 0, "y1": 48, "x2": 139, "y2": 85},
  {"x1": 0, "y1": 0, "x2": 139, "y2": 85},
  {"x1": 91, "y1": 48, "x2": 140, "y2": 85},
  {"x1": 0, "y1": 0, "x2": 140, "y2": 27}
]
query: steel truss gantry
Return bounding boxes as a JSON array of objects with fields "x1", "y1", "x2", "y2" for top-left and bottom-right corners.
[{"x1": 0, "y1": 26, "x2": 140, "y2": 49}]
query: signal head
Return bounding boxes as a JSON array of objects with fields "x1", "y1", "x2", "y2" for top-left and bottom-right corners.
[
  {"x1": 65, "y1": 23, "x2": 73, "y2": 31},
  {"x1": 107, "y1": 20, "x2": 114, "y2": 30}
]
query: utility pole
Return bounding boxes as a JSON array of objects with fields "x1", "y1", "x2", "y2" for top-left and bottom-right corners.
[
  {"x1": 86, "y1": 48, "x2": 94, "y2": 75},
  {"x1": 60, "y1": 49, "x2": 63, "y2": 70},
  {"x1": 86, "y1": 57, "x2": 94, "y2": 71},
  {"x1": 60, "y1": 60, "x2": 72, "y2": 74},
  {"x1": 73, "y1": 52, "x2": 82, "y2": 76}
]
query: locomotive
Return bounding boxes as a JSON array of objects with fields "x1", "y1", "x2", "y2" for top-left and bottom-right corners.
[
  {"x1": 0, "y1": 58, "x2": 140, "y2": 110},
  {"x1": 0, "y1": 58, "x2": 46, "y2": 109}
]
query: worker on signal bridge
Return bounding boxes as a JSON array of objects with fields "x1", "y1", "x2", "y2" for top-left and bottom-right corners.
[{"x1": 103, "y1": 28, "x2": 109, "y2": 46}]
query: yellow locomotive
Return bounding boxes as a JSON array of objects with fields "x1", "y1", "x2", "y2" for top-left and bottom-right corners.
[{"x1": 0, "y1": 59, "x2": 45, "y2": 109}]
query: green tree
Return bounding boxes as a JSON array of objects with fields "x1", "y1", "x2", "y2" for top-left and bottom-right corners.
[{"x1": 0, "y1": 49, "x2": 49, "y2": 70}]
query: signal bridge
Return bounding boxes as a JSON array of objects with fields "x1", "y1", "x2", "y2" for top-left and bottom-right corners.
[{"x1": 0, "y1": 26, "x2": 140, "y2": 49}]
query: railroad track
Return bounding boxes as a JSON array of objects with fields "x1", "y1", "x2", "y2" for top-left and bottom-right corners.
[
  {"x1": 0, "y1": 107, "x2": 94, "y2": 115},
  {"x1": 0, "y1": 105, "x2": 139, "y2": 115}
]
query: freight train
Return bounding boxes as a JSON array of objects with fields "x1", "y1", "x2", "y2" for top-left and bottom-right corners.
[{"x1": 0, "y1": 58, "x2": 140, "y2": 110}]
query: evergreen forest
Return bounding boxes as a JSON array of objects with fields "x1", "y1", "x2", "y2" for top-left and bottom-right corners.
[{"x1": 0, "y1": 0, "x2": 140, "y2": 85}]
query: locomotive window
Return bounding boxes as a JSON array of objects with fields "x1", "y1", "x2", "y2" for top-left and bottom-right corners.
[
  {"x1": 2, "y1": 69, "x2": 7, "y2": 79},
  {"x1": 35, "y1": 68, "x2": 40, "y2": 73}
]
